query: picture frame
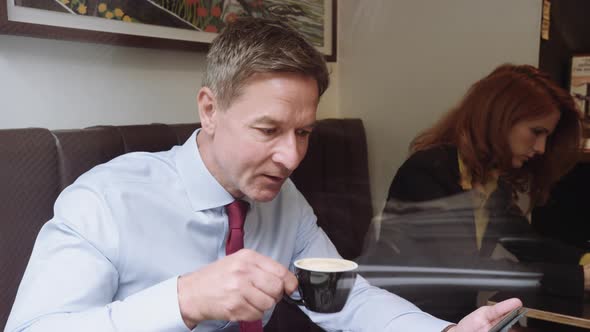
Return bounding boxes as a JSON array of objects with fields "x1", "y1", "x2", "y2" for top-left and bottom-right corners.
[
  {"x1": 570, "y1": 54, "x2": 590, "y2": 152},
  {"x1": 0, "y1": 0, "x2": 337, "y2": 61},
  {"x1": 570, "y1": 54, "x2": 590, "y2": 122}
]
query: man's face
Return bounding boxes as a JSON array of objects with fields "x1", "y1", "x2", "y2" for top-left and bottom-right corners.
[{"x1": 199, "y1": 72, "x2": 318, "y2": 202}]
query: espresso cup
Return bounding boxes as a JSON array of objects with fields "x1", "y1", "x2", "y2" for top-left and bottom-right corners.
[{"x1": 284, "y1": 257, "x2": 358, "y2": 313}]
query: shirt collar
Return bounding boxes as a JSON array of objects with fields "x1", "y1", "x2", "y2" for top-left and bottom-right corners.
[
  {"x1": 457, "y1": 151, "x2": 499, "y2": 194},
  {"x1": 457, "y1": 152, "x2": 473, "y2": 190},
  {"x1": 175, "y1": 129, "x2": 236, "y2": 211}
]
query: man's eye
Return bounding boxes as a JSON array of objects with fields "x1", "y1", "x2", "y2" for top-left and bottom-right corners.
[
  {"x1": 296, "y1": 129, "x2": 312, "y2": 137},
  {"x1": 258, "y1": 128, "x2": 277, "y2": 135}
]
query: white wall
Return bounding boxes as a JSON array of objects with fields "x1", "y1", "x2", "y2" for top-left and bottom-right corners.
[
  {"x1": 338, "y1": 0, "x2": 542, "y2": 214},
  {"x1": 0, "y1": 35, "x2": 205, "y2": 129},
  {"x1": 0, "y1": 35, "x2": 339, "y2": 130}
]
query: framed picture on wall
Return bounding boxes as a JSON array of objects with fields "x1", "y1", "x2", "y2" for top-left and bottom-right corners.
[
  {"x1": 570, "y1": 54, "x2": 590, "y2": 122},
  {"x1": 0, "y1": 0, "x2": 337, "y2": 61}
]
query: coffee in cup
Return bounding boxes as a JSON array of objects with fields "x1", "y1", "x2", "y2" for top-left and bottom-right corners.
[{"x1": 284, "y1": 257, "x2": 358, "y2": 313}]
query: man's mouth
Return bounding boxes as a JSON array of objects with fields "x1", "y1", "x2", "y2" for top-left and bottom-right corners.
[{"x1": 263, "y1": 174, "x2": 286, "y2": 183}]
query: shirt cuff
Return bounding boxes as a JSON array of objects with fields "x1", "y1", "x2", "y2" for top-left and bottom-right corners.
[{"x1": 110, "y1": 276, "x2": 190, "y2": 332}]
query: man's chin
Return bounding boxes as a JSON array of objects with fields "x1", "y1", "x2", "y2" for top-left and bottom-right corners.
[{"x1": 246, "y1": 187, "x2": 282, "y2": 202}]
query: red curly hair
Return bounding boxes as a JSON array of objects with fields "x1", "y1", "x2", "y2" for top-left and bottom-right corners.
[{"x1": 411, "y1": 64, "x2": 582, "y2": 207}]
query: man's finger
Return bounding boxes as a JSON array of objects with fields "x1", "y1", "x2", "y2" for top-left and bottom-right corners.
[
  {"x1": 249, "y1": 267, "x2": 286, "y2": 301},
  {"x1": 253, "y1": 254, "x2": 291, "y2": 278},
  {"x1": 238, "y1": 249, "x2": 298, "y2": 293},
  {"x1": 233, "y1": 297, "x2": 265, "y2": 322},
  {"x1": 241, "y1": 281, "x2": 277, "y2": 314},
  {"x1": 282, "y1": 272, "x2": 298, "y2": 294},
  {"x1": 486, "y1": 298, "x2": 523, "y2": 323}
]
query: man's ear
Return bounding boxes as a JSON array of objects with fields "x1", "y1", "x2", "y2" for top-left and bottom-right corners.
[{"x1": 197, "y1": 87, "x2": 218, "y2": 135}]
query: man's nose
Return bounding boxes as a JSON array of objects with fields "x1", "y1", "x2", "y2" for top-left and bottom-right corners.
[{"x1": 273, "y1": 135, "x2": 305, "y2": 172}]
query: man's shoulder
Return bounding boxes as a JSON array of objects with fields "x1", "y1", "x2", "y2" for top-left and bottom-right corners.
[
  {"x1": 272, "y1": 178, "x2": 300, "y2": 204},
  {"x1": 75, "y1": 149, "x2": 178, "y2": 189},
  {"x1": 272, "y1": 178, "x2": 313, "y2": 211},
  {"x1": 280, "y1": 178, "x2": 306, "y2": 199}
]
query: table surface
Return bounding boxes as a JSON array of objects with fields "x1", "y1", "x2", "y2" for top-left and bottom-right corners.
[{"x1": 488, "y1": 292, "x2": 590, "y2": 329}]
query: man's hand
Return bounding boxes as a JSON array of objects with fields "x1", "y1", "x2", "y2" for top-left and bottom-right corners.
[
  {"x1": 447, "y1": 298, "x2": 522, "y2": 332},
  {"x1": 177, "y1": 249, "x2": 298, "y2": 329}
]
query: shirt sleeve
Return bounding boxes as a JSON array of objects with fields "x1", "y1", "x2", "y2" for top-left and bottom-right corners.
[
  {"x1": 5, "y1": 185, "x2": 190, "y2": 332},
  {"x1": 290, "y1": 187, "x2": 451, "y2": 332}
]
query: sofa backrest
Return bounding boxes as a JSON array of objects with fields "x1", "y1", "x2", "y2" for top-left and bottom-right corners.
[
  {"x1": 0, "y1": 129, "x2": 61, "y2": 329},
  {"x1": 291, "y1": 119, "x2": 373, "y2": 260},
  {"x1": 0, "y1": 120, "x2": 372, "y2": 330}
]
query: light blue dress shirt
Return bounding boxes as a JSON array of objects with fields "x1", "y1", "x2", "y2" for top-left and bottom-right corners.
[{"x1": 5, "y1": 130, "x2": 450, "y2": 332}]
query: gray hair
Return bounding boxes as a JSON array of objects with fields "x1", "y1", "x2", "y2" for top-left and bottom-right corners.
[{"x1": 202, "y1": 17, "x2": 330, "y2": 109}]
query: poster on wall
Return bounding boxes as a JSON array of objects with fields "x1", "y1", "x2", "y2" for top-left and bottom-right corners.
[
  {"x1": 570, "y1": 55, "x2": 590, "y2": 121},
  {"x1": 0, "y1": 0, "x2": 336, "y2": 60}
]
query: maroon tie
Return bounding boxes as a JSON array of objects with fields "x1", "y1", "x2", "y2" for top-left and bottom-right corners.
[{"x1": 225, "y1": 200, "x2": 263, "y2": 332}]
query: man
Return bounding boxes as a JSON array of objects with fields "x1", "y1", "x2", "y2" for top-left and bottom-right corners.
[{"x1": 5, "y1": 18, "x2": 520, "y2": 332}]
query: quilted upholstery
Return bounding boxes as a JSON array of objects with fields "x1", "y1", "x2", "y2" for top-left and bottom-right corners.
[
  {"x1": 116, "y1": 123, "x2": 178, "y2": 153},
  {"x1": 0, "y1": 129, "x2": 60, "y2": 329},
  {"x1": 292, "y1": 119, "x2": 372, "y2": 260}
]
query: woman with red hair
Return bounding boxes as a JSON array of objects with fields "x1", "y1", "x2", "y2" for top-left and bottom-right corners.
[{"x1": 382, "y1": 64, "x2": 588, "y2": 324}]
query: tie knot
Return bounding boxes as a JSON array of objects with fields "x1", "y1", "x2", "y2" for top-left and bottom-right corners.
[{"x1": 226, "y1": 199, "x2": 249, "y2": 229}]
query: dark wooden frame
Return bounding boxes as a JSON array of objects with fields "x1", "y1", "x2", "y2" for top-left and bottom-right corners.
[{"x1": 0, "y1": 0, "x2": 337, "y2": 61}]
